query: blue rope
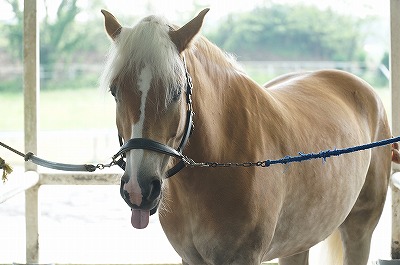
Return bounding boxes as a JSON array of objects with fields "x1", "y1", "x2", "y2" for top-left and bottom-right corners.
[{"x1": 263, "y1": 135, "x2": 400, "y2": 167}]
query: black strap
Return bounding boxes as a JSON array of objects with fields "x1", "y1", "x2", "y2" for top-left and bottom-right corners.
[
  {"x1": 27, "y1": 153, "x2": 97, "y2": 172},
  {"x1": 177, "y1": 110, "x2": 194, "y2": 153},
  {"x1": 0, "y1": 141, "x2": 99, "y2": 172},
  {"x1": 113, "y1": 138, "x2": 187, "y2": 178},
  {"x1": 114, "y1": 138, "x2": 183, "y2": 160},
  {"x1": 166, "y1": 160, "x2": 186, "y2": 178},
  {"x1": 114, "y1": 138, "x2": 187, "y2": 178}
]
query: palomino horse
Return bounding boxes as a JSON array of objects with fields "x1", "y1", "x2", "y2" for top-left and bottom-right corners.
[{"x1": 101, "y1": 9, "x2": 399, "y2": 265}]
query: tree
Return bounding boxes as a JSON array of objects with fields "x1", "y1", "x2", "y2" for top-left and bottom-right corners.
[
  {"x1": 3, "y1": 0, "x2": 23, "y2": 61},
  {"x1": 3, "y1": 0, "x2": 84, "y2": 70},
  {"x1": 207, "y1": 4, "x2": 367, "y2": 61},
  {"x1": 40, "y1": 0, "x2": 83, "y2": 77}
]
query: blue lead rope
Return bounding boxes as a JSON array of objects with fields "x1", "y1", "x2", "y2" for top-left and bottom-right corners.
[{"x1": 262, "y1": 136, "x2": 400, "y2": 167}]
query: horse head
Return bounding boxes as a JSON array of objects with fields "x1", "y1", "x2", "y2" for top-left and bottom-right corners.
[{"x1": 101, "y1": 9, "x2": 209, "y2": 229}]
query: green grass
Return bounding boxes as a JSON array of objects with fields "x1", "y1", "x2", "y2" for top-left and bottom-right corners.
[
  {"x1": 0, "y1": 91, "x2": 24, "y2": 131},
  {"x1": 0, "y1": 87, "x2": 116, "y2": 131}
]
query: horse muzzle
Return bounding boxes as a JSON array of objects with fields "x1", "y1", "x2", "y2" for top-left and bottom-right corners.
[
  {"x1": 120, "y1": 173, "x2": 161, "y2": 229},
  {"x1": 120, "y1": 173, "x2": 162, "y2": 209}
]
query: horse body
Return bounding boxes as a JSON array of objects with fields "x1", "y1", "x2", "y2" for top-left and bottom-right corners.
[
  {"x1": 161, "y1": 56, "x2": 390, "y2": 264},
  {"x1": 101, "y1": 9, "x2": 393, "y2": 265}
]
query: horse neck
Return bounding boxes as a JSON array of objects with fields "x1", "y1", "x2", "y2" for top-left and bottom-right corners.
[{"x1": 183, "y1": 41, "x2": 280, "y2": 163}]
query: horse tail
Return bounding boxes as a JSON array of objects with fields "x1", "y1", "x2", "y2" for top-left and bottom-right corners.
[
  {"x1": 310, "y1": 230, "x2": 343, "y2": 265},
  {"x1": 392, "y1": 142, "x2": 400, "y2": 164}
]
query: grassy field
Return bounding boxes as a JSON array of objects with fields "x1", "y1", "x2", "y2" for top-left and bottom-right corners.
[
  {"x1": 0, "y1": 85, "x2": 391, "y2": 132},
  {"x1": 1, "y1": 88, "x2": 116, "y2": 131}
]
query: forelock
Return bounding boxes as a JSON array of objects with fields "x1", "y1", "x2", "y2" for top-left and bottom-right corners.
[{"x1": 101, "y1": 15, "x2": 186, "y2": 104}]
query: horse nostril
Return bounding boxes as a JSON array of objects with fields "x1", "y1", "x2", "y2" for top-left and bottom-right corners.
[
  {"x1": 120, "y1": 177, "x2": 127, "y2": 199},
  {"x1": 120, "y1": 175, "x2": 135, "y2": 207},
  {"x1": 147, "y1": 179, "x2": 161, "y2": 201},
  {"x1": 121, "y1": 174, "x2": 129, "y2": 184},
  {"x1": 123, "y1": 190, "x2": 130, "y2": 200}
]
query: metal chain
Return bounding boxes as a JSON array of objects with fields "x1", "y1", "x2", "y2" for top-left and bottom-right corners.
[
  {"x1": 182, "y1": 155, "x2": 268, "y2": 168},
  {"x1": 94, "y1": 160, "x2": 117, "y2": 170},
  {"x1": 0, "y1": 141, "x2": 26, "y2": 158},
  {"x1": 204, "y1": 161, "x2": 268, "y2": 168}
]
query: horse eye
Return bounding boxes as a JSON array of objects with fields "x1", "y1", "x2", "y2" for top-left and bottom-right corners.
[
  {"x1": 110, "y1": 85, "x2": 117, "y2": 98},
  {"x1": 171, "y1": 88, "x2": 182, "y2": 101}
]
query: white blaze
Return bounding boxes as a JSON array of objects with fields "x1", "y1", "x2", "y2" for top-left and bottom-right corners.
[
  {"x1": 133, "y1": 64, "x2": 152, "y2": 139},
  {"x1": 124, "y1": 64, "x2": 153, "y2": 205}
]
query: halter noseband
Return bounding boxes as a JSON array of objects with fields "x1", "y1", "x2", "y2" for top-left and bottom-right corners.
[{"x1": 112, "y1": 58, "x2": 194, "y2": 178}]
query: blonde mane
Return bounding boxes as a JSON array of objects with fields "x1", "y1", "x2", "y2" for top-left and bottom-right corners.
[
  {"x1": 191, "y1": 36, "x2": 245, "y2": 76},
  {"x1": 100, "y1": 15, "x2": 186, "y2": 104}
]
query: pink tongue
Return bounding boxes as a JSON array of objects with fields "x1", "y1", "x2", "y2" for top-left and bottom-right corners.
[{"x1": 131, "y1": 209, "x2": 150, "y2": 229}]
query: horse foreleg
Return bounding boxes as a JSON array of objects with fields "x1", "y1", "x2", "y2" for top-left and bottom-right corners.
[{"x1": 278, "y1": 250, "x2": 309, "y2": 265}]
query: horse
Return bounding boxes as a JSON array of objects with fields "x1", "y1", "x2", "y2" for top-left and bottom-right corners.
[{"x1": 100, "y1": 8, "x2": 399, "y2": 265}]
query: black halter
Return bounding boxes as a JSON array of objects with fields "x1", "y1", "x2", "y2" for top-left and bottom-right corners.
[{"x1": 112, "y1": 58, "x2": 194, "y2": 178}]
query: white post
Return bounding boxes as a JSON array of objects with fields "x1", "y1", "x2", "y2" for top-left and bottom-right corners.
[
  {"x1": 390, "y1": 0, "x2": 400, "y2": 259},
  {"x1": 24, "y1": 0, "x2": 40, "y2": 263}
]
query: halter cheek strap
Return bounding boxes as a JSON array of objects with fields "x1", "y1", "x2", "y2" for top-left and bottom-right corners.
[{"x1": 114, "y1": 57, "x2": 194, "y2": 178}]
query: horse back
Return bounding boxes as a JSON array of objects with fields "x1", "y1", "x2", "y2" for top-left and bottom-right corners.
[{"x1": 265, "y1": 69, "x2": 388, "y2": 137}]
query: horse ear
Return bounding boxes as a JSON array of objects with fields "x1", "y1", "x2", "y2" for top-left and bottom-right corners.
[
  {"x1": 101, "y1": 9, "x2": 122, "y2": 40},
  {"x1": 169, "y1": 8, "x2": 210, "y2": 52}
]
